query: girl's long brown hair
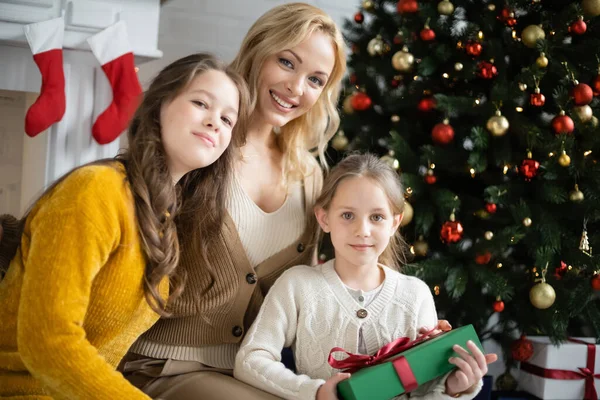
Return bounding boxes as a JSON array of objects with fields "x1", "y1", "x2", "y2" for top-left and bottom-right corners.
[
  {"x1": 315, "y1": 153, "x2": 409, "y2": 271},
  {"x1": 2, "y1": 54, "x2": 251, "y2": 316}
]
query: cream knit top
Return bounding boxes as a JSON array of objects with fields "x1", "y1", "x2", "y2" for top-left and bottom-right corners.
[{"x1": 234, "y1": 259, "x2": 483, "y2": 400}]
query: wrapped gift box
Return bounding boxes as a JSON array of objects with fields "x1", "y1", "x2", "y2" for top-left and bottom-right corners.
[
  {"x1": 517, "y1": 336, "x2": 600, "y2": 400},
  {"x1": 334, "y1": 324, "x2": 483, "y2": 400}
]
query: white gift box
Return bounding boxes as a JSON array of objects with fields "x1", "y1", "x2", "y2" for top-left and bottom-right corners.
[{"x1": 516, "y1": 336, "x2": 599, "y2": 400}]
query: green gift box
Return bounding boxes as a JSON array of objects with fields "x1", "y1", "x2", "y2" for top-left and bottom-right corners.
[{"x1": 333, "y1": 325, "x2": 483, "y2": 400}]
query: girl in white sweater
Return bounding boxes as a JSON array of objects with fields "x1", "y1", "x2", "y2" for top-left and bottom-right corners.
[{"x1": 234, "y1": 154, "x2": 497, "y2": 400}]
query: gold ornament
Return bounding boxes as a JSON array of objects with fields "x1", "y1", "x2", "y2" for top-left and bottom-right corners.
[
  {"x1": 579, "y1": 224, "x2": 593, "y2": 256},
  {"x1": 574, "y1": 105, "x2": 593, "y2": 122},
  {"x1": 486, "y1": 110, "x2": 510, "y2": 137},
  {"x1": 485, "y1": 231, "x2": 494, "y2": 240},
  {"x1": 438, "y1": 0, "x2": 454, "y2": 15},
  {"x1": 392, "y1": 47, "x2": 414, "y2": 72},
  {"x1": 454, "y1": 62, "x2": 463, "y2": 71},
  {"x1": 558, "y1": 151, "x2": 571, "y2": 167},
  {"x1": 582, "y1": 0, "x2": 600, "y2": 17},
  {"x1": 400, "y1": 202, "x2": 414, "y2": 227},
  {"x1": 530, "y1": 282, "x2": 556, "y2": 309},
  {"x1": 343, "y1": 94, "x2": 355, "y2": 115},
  {"x1": 487, "y1": 4, "x2": 496, "y2": 11},
  {"x1": 367, "y1": 35, "x2": 385, "y2": 56},
  {"x1": 381, "y1": 151, "x2": 400, "y2": 170},
  {"x1": 391, "y1": 115, "x2": 400, "y2": 123},
  {"x1": 331, "y1": 131, "x2": 349, "y2": 151},
  {"x1": 522, "y1": 25, "x2": 546, "y2": 48},
  {"x1": 496, "y1": 372, "x2": 518, "y2": 391},
  {"x1": 536, "y1": 53, "x2": 549, "y2": 68},
  {"x1": 413, "y1": 236, "x2": 429, "y2": 257},
  {"x1": 523, "y1": 217, "x2": 532, "y2": 227},
  {"x1": 569, "y1": 184, "x2": 584, "y2": 202},
  {"x1": 362, "y1": 0, "x2": 375, "y2": 12},
  {"x1": 519, "y1": 82, "x2": 528, "y2": 91}
]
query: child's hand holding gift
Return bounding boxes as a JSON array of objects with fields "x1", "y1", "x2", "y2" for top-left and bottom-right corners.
[{"x1": 444, "y1": 340, "x2": 498, "y2": 397}]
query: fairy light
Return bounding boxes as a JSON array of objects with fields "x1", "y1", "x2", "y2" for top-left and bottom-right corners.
[
  {"x1": 584, "y1": 150, "x2": 592, "y2": 156},
  {"x1": 503, "y1": 165, "x2": 509, "y2": 174},
  {"x1": 470, "y1": 167, "x2": 476, "y2": 177},
  {"x1": 512, "y1": 30, "x2": 517, "y2": 39},
  {"x1": 516, "y1": 107, "x2": 523, "y2": 112},
  {"x1": 434, "y1": 285, "x2": 441, "y2": 295},
  {"x1": 475, "y1": 99, "x2": 481, "y2": 105},
  {"x1": 548, "y1": 152, "x2": 554, "y2": 157},
  {"x1": 478, "y1": 31, "x2": 484, "y2": 39},
  {"x1": 496, "y1": 263, "x2": 503, "y2": 269},
  {"x1": 442, "y1": 73, "x2": 450, "y2": 79},
  {"x1": 410, "y1": 246, "x2": 416, "y2": 255},
  {"x1": 430, "y1": 163, "x2": 436, "y2": 169}
]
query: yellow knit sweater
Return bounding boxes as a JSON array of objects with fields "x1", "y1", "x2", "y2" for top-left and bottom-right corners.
[{"x1": 0, "y1": 163, "x2": 168, "y2": 400}]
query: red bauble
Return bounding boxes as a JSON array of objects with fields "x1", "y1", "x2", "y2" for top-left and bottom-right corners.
[
  {"x1": 475, "y1": 252, "x2": 492, "y2": 265},
  {"x1": 592, "y1": 274, "x2": 600, "y2": 291},
  {"x1": 465, "y1": 41, "x2": 482, "y2": 57},
  {"x1": 572, "y1": 83, "x2": 594, "y2": 105},
  {"x1": 420, "y1": 28, "x2": 436, "y2": 41},
  {"x1": 506, "y1": 17, "x2": 517, "y2": 27},
  {"x1": 569, "y1": 18, "x2": 587, "y2": 35},
  {"x1": 351, "y1": 92, "x2": 372, "y2": 111},
  {"x1": 485, "y1": 203, "x2": 497, "y2": 214},
  {"x1": 500, "y1": 8, "x2": 513, "y2": 20},
  {"x1": 552, "y1": 113, "x2": 575, "y2": 135},
  {"x1": 394, "y1": 33, "x2": 404, "y2": 45},
  {"x1": 530, "y1": 92, "x2": 545, "y2": 107},
  {"x1": 397, "y1": 0, "x2": 418, "y2": 14},
  {"x1": 511, "y1": 335, "x2": 534, "y2": 362},
  {"x1": 424, "y1": 174, "x2": 437, "y2": 184},
  {"x1": 493, "y1": 299, "x2": 505, "y2": 313},
  {"x1": 592, "y1": 75, "x2": 600, "y2": 96},
  {"x1": 432, "y1": 121, "x2": 454, "y2": 145},
  {"x1": 418, "y1": 97, "x2": 436, "y2": 112},
  {"x1": 554, "y1": 261, "x2": 568, "y2": 280},
  {"x1": 391, "y1": 78, "x2": 401, "y2": 88},
  {"x1": 349, "y1": 74, "x2": 358, "y2": 85},
  {"x1": 477, "y1": 61, "x2": 498, "y2": 79},
  {"x1": 440, "y1": 220, "x2": 464, "y2": 243},
  {"x1": 519, "y1": 159, "x2": 540, "y2": 180},
  {"x1": 354, "y1": 12, "x2": 365, "y2": 23}
]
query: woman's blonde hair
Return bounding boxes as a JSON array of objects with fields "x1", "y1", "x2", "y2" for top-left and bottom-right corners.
[
  {"x1": 230, "y1": 2, "x2": 347, "y2": 181},
  {"x1": 315, "y1": 154, "x2": 409, "y2": 271}
]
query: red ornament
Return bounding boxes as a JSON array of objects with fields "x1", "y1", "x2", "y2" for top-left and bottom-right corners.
[
  {"x1": 592, "y1": 274, "x2": 600, "y2": 291},
  {"x1": 397, "y1": 0, "x2": 418, "y2": 14},
  {"x1": 477, "y1": 61, "x2": 498, "y2": 79},
  {"x1": 440, "y1": 220, "x2": 464, "y2": 243},
  {"x1": 530, "y1": 91, "x2": 546, "y2": 107},
  {"x1": 506, "y1": 17, "x2": 517, "y2": 27},
  {"x1": 511, "y1": 335, "x2": 534, "y2": 362},
  {"x1": 569, "y1": 18, "x2": 587, "y2": 35},
  {"x1": 465, "y1": 41, "x2": 482, "y2": 57},
  {"x1": 554, "y1": 261, "x2": 568, "y2": 280},
  {"x1": 493, "y1": 299, "x2": 505, "y2": 313},
  {"x1": 499, "y1": 8, "x2": 517, "y2": 26},
  {"x1": 420, "y1": 28, "x2": 436, "y2": 41},
  {"x1": 552, "y1": 112, "x2": 575, "y2": 135},
  {"x1": 572, "y1": 83, "x2": 593, "y2": 105},
  {"x1": 354, "y1": 12, "x2": 364, "y2": 24},
  {"x1": 475, "y1": 252, "x2": 492, "y2": 265},
  {"x1": 432, "y1": 120, "x2": 454, "y2": 145},
  {"x1": 350, "y1": 92, "x2": 372, "y2": 111},
  {"x1": 349, "y1": 74, "x2": 358, "y2": 85},
  {"x1": 418, "y1": 97, "x2": 436, "y2": 112},
  {"x1": 394, "y1": 33, "x2": 404, "y2": 45},
  {"x1": 391, "y1": 78, "x2": 401, "y2": 88},
  {"x1": 424, "y1": 173, "x2": 437, "y2": 184},
  {"x1": 485, "y1": 203, "x2": 497, "y2": 214},
  {"x1": 592, "y1": 74, "x2": 600, "y2": 96},
  {"x1": 519, "y1": 158, "x2": 540, "y2": 181}
]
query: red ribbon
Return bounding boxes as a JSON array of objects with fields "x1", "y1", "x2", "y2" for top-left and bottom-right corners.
[
  {"x1": 327, "y1": 329, "x2": 439, "y2": 392},
  {"x1": 521, "y1": 338, "x2": 599, "y2": 400}
]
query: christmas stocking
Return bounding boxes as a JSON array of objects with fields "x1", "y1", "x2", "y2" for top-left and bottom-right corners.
[
  {"x1": 87, "y1": 21, "x2": 142, "y2": 145},
  {"x1": 23, "y1": 17, "x2": 66, "y2": 137}
]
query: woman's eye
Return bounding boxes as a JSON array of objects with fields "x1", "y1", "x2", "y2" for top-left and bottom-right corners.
[
  {"x1": 342, "y1": 212, "x2": 353, "y2": 220},
  {"x1": 309, "y1": 76, "x2": 324, "y2": 86},
  {"x1": 279, "y1": 58, "x2": 294, "y2": 68}
]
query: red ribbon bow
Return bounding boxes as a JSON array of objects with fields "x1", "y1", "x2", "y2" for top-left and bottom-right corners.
[{"x1": 521, "y1": 338, "x2": 599, "y2": 400}]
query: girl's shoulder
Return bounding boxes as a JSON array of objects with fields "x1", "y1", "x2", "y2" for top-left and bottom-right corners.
[{"x1": 386, "y1": 268, "x2": 432, "y2": 297}]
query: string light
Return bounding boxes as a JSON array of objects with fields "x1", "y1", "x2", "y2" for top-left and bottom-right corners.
[
  {"x1": 516, "y1": 107, "x2": 523, "y2": 112},
  {"x1": 548, "y1": 152, "x2": 554, "y2": 157},
  {"x1": 434, "y1": 285, "x2": 441, "y2": 295},
  {"x1": 430, "y1": 163, "x2": 436, "y2": 169},
  {"x1": 442, "y1": 73, "x2": 450, "y2": 79},
  {"x1": 503, "y1": 165, "x2": 509, "y2": 174},
  {"x1": 410, "y1": 246, "x2": 416, "y2": 255},
  {"x1": 478, "y1": 31, "x2": 484, "y2": 39},
  {"x1": 584, "y1": 150, "x2": 593, "y2": 156},
  {"x1": 470, "y1": 167, "x2": 476, "y2": 177},
  {"x1": 475, "y1": 99, "x2": 481, "y2": 105}
]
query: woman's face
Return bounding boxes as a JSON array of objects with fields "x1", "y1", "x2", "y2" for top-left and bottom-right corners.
[
  {"x1": 255, "y1": 30, "x2": 336, "y2": 128},
  {"x1": 160, "y1": 69, "x2": 240, "y2": 182}
]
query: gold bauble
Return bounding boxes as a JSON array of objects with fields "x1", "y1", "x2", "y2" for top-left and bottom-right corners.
[
  {"x1": 486, "y1": 111, "x2": 510, "y2": 137},
  {"x1": 496, "y1": 372, "x2": 518, "y2": 391},
  {"x1": 582, "y1": 0, "x2": 600, "y2": 17},
  {"x1": 529, "y1": 282, "x2": 556, "y2": 309},
  {"x1": 523, "y1": 217, "x2": 532, "y2": 227},
  {"x1": 574, "y1": 105, "x2": 593, "y2": 122},
  {"x1": 413, "y1": 238, "x2": 429, "y2": 257},
  {"x1": 485, "y1": 231, "x2": 494, "y2": 240},
  {"x1": 487, "y1": 4, "x2": 496, "y2": 11},
  {"x1": 438, "y1": 0, "x2": 455, "y2": 15},
  {"x1": 536, "y1": 53, "x2": 549, "y2": 68},
  {"x1": 343, "y1": 95, "x2": 355, "y2": 115},
  {"x1": 381, "y1": 152, "x2": 400, "y2": 170},
  {"x1": 558, "y1": 152, "x2": 571, "y2": 167},
  {"x1": 570, "y1": 185, "x2": 585, "y2": 202},
  {"x1": 522, "y1": 25, "x2": 546, "y2": 48},
  {"x1": 367, "y1": 36, "x2": 384, "y2": 56},
  {"x1": 400, "y1": 202, "x2": 414, "y2": 227},
  {"x1": 331, "y1": 131, "x2": 349, "y2": 151},
  {"x1": 362, "y1": 0, "x2": 375, "y2": 12},
  {"x1": 392, "y1": 49, "x2": 414, "y2": 72},
  {"x1": 454, "y1": 62, "x2": 464, "y2": 71}
]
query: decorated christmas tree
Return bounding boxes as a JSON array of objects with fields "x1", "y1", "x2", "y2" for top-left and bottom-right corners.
[{"x1": 329, "y1": 0, "x2": 600, "y2": 375}]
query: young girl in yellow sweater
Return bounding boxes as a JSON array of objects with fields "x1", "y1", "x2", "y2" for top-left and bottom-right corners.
[{"x1": 0, "y1": 53, "x2": 250, "y2": 399}]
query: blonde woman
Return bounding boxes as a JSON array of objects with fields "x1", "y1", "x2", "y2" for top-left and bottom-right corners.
[{"x1": 120, "y1": 3, "x2": 347, "y2": 399}]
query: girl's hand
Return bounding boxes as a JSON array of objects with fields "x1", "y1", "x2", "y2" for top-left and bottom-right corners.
[
  {"x1": 445, "y1": 340, "x2": 498, "y2": 397},
  {"x1": 316, "y1": 372, "x2": 351, "y2": 400},
  {"x1": 418, "y1": 319, "x2": 452, "y2": 336}
]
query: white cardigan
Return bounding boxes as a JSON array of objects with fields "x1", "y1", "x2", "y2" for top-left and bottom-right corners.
[{"x1": 234, "y1": 259, "x2": 483, "y2": 400}]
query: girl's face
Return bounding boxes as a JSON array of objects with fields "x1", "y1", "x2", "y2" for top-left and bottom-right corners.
[
  {"x1": 255, "y1": 30, "x2": 336, "y2": 128},
  {"x1": 316, "y1": 176, "x2": 401, "y2": 269},
  {"x1": 160, "y1": 69, "x2": 240, "y2": 182}
]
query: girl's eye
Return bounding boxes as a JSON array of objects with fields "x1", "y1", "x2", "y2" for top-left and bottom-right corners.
[
  {"x1": 192, "y1": 100, "x2": 207, "y2": 108},
  {"x1": 342, "y1": 212, "x2": 353, "y2": 220},
  {"x1": 279, "y1": 58, "x2": 294, "y2": 68},
  {"x1": 371, "y1": 214, "x2": 384, "y2": 222},
  {"x1": 221, "y1": 117, "x2": 233, "y2": 126},
  {"x1": 309, "y1": 76, "x2": 324, "y2": 86}
]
